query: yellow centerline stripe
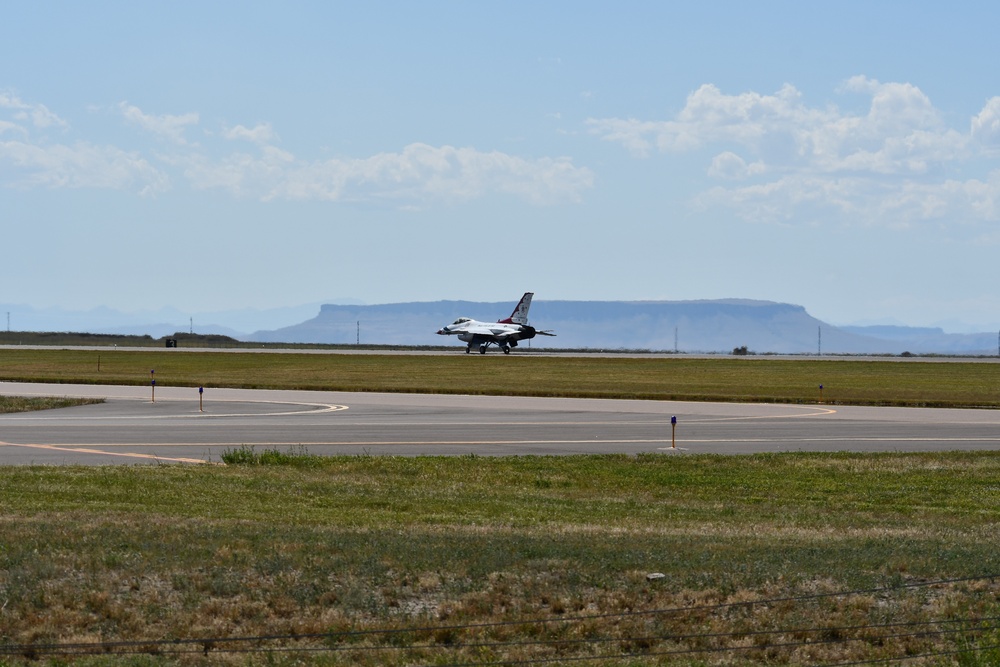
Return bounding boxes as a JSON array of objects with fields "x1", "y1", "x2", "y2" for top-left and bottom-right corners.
[{"x1": 0, "y1": 442, "x2": 212, "y2": 464}]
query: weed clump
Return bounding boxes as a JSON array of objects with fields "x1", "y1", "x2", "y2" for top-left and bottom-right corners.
[{"x1": 220, "y1": 445, "x2": 322, "y2": 467}]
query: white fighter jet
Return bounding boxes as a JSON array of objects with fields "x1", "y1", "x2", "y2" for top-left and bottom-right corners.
[{"x1": 436, "y1": 292, "x2": 555, "y2": 354}]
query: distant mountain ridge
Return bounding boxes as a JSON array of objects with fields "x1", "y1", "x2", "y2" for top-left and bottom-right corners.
[
  {"x1": 0, "y1": 301, "x2": 337, "y2": 339},
  {"x1": 840, "y1": 325, "x2": 999, "y2": 355},
  {"x1": 246, "y1": 298, "x2": 1000, "y2": 355},
  {"x1": 4, "y1": 298, "x2": 997, "y2": 354}
]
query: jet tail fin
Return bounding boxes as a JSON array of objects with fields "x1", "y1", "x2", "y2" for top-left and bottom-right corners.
[{"x1": 498, "y1": 292, "x2": 533, "y2": 325}]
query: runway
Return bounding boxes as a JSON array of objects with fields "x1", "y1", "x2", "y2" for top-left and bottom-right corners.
[{"x1": 2, "y1": 382, "x2": 1000, "y2": 464}]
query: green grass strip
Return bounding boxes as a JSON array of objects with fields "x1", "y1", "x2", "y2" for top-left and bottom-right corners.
[{"x1": 2, "y1": 349, "x2": 1000, "y2": 406}]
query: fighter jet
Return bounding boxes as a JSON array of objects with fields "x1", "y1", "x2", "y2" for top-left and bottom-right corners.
[{"x1": 436, "y1": 292, "x2": 555, "y2": 354}]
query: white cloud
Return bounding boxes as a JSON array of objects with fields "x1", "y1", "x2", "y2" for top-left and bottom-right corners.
[
  {"x1": 590, "y1": 78, "x2": 965, "y2": 175},
  {"x1": 587, "y1": 117, "x2": 662, "y2": 157},
  {"x1": 840, "y1": 76, "x2": 941, "y2": 131},
  {"x1": 222, "y1": 123, "x2": 276, "y2": 144},
  {"x1": 4, "y1": 96, "x2": 594, "y2": 205},
  {"x1": 119, "y1": 102, "x2": 199, "y2": 144},
  {"x1": 181, "y1": 145, "x2": 294, "y2": 198},
  {"x1": 0, "y1": 120, "x2": 26, "y2": 137},
  {"x1": 589, "y1": 76, "x2": 1000, "y2": 227},
  {"x1": 707, "y1": 152, "x2": 766, "y2": 180},
  {"x1": 589, "y1": 83, "x2": 829, "y2": 157},
  {"x1": 972, "y1": 97, "x2": 1000, "y2": 151},
  {"x1": 185, "y1": 142, "x2": 594, "y2": 205},
  {"x1": 0, "y1": 139, "x2": 169, "y2": 195},
  {"x1": 0, "y1": 96, "x2": 168, "y2": 195},
  {"x1": 0, "y1": 91, "x2": 68, "y2": 130},
  {"x1": 694, "y1": 171, "x2": 1000, "y2": 230}
]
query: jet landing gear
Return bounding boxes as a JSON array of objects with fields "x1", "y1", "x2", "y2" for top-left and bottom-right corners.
[{"x1": 465, "y1": 342, "x2": 513, "y2": 354}]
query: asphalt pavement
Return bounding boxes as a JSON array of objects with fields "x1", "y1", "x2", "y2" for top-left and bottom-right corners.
[{"x1": 2, "y1": 382, "x2": 1000, "y2": 464}]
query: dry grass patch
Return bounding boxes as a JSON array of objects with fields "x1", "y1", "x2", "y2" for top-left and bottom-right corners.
[
  {"x1": 0, "y1": 396, "x2": 103, "y2": 413},
  {"x1": 3, "y1": 454, "x2": 1000, "y2": 663}
]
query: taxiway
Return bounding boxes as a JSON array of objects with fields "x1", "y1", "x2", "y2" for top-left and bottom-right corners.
[{"x1": 2, "y1": 382, "x2": 1000, "y2": 464}]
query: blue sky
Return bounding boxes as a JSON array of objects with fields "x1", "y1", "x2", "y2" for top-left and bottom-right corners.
[{"x1": 3, "y1": 2, "x2": 1000, "y2": 333}]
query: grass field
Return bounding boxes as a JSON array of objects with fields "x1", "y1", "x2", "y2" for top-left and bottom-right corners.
[
  {"x1": 3, "y1": 350, "x2": 1000, "y2": 664},
  {"x1": 2, "y1": 348, "x2": 1000, "y2": 406},
  {"x1": 2, "y1": 452, "x2": 1000, "y2": 665}
]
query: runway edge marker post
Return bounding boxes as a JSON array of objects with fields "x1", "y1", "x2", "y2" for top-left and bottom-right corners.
[{"x1": 671, "y1": 415, "x2": 677, "y2": 449}]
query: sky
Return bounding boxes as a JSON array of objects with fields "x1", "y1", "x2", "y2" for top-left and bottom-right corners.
[{"x1": 3, "y1": 2, "x2": 1000, "y2": 333}]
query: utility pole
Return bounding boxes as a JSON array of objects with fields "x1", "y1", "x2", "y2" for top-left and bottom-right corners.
[
  {"x1": 357, "y1": 321, "x2": 360, "y2": 345},
  {"x1": 674, "y1": 327, "x2": 678, "y2": 353},
  {"x1": 818, "y1": 326, "x2": 822, "y2": 356}
]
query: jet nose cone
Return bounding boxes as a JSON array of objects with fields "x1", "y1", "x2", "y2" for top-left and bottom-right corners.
[{"x1": 436, "y1": 329, "x2": 448, "y2": 335}]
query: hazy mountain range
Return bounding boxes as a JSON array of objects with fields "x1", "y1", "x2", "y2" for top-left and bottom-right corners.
[
  {"x1": 246, "y1": 299, "x2": 1000, "y2": 355},
  {"x1": 0, "y1": 301, "x2": 341, "y2": 340},
  {"x1": 4, "y1": 298, "x2": 991, "y2": 355}
]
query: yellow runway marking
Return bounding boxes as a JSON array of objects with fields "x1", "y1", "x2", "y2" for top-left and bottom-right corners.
[{"x1": 0, "y1": 441, "x2": 212, "y2": 464}]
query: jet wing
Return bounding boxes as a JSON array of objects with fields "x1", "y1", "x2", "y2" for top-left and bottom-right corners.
[
  {"x1": 468, "y1": 326, "x2": 523, "y2": 340},
  {"x1": 464, "y1": 325, "x2": 506, "y2": 338}
]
